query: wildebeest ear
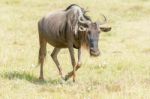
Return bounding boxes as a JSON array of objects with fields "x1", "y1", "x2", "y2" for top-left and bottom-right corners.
[
  {"x1": 96, "y1": 20, "x2": 111, "y2": 32},
  {"x1": 99, "y1": 24, "x2": 111, "y2": 32}
]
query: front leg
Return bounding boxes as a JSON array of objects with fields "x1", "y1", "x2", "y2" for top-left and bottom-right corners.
[
  {"x1": 65, "y1": 48, "x2": 82, "y2": 81},
  {"x1": 77, "y1": 48, "x2": 82, "y2": 67},
  {"x1": 67, "y1": 45, "x2": 76, "y2": 82}
]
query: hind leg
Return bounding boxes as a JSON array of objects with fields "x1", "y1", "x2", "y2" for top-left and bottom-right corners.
[
  {"x1": 38, "y1": 35, "x2": 47, "y2": 80},
  {"x1": 51, "y1": 48, "x2": 64, "y2": 79}
]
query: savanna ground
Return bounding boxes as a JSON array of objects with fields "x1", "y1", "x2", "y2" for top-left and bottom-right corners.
[{"x1": 0, "y1": 0, "x2": 150, "y2": 99}]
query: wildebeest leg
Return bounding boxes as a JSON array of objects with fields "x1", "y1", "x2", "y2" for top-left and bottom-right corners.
[
  {"x1": 67, "y1": 45, "x2": 77, "y2": 82},
  {"x1": 77, "y1": 48, "x2": 82, "y2": 66},
  {"x1": 65, "y1": 48, "x2": 82, "y2": 81},
  {"x1": 38, "y1": 35, "x2": 47, "y2": 80},
  {"x1": 51, "y1": 48, "x2": 63, "y2": 79}
]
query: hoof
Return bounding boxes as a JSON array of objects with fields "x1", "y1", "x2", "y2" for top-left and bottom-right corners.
[
  {"x1": 73, "y1": 79, "x2": 75, "y2": 83},
  {"x1": 64, "y1": 76, "x2": 68, "y2": 81}
]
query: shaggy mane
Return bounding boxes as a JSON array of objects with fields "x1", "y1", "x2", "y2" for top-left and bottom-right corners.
[
  {"x1": 65, "y1": 4, "x2": 79, "y2": 11},
  {"x1": 65, "y1": 4, "x2": 91, "y2": 21}
]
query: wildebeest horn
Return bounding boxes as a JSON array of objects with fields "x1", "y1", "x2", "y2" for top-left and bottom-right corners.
[
  {"x1": 99, "y1": 14, "x2": 107, "y2": 25},
  {"x1": 78, "y1": 16, "x2": 91, "y2": 27},
  {"x1": 79, "y1": 26, "x2": 86, "y2": 31}
]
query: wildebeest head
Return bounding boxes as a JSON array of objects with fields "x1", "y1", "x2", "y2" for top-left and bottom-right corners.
[{"x1": 78, "y1": 15, "x2": 111, "y2": 57}]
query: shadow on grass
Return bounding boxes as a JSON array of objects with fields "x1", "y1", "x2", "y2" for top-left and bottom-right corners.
[{"x1": 0, "y1": 71, "x2": 63, "y2": 85}]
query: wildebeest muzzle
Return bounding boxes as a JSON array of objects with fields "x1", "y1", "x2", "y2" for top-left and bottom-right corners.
[{"x1": 89, "y1": 39, "x2": 100, "y2": 57}]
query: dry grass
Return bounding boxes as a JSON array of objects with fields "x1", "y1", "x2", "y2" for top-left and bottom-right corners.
[{"x1": 0, "y1": 0, "x2": 150, "y2": 99}]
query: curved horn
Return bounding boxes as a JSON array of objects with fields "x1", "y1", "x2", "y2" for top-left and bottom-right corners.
[
  {"x1": 79, "y1": 26, "x2": 86, "y2": 31},
  {"x1": 78, "y1": 15, "x2": 91, "y2": 27},
  {"x1": 99, "y1": 14, "x2": 107, "y2": 25}
]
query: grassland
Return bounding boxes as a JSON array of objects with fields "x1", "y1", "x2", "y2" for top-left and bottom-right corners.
[{"x1": 0, "y1": 0, "x2": 150, "y2": 99}]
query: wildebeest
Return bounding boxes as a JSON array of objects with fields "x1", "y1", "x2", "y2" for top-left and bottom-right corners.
[{"x1": 38, "y1": 4, "x2": 111, "y2": 82}]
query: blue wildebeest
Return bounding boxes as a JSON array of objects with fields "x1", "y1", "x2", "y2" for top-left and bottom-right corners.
[{"x1": 38, "y1": 4, "x2": 111, "y2": 82}]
